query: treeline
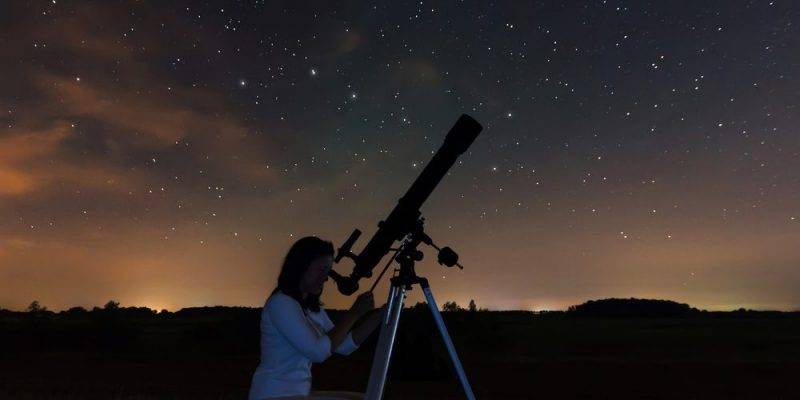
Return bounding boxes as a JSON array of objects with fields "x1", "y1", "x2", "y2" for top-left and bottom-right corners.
[
  {"x1": 3, "y1": 298, "x2": 798, "y2": 320},
  {"x1": 567, "y1": 298, "x2": 699, "y2": 317},
  {"x1": 2, "y1": 297, "x2": 798, "y2": 363},
  {"x1": 566, "y1": 298, "x2": 799, "y2": 318},
  {"x1": 2, "y1": 299, "x2": 491, "y2": 317}
]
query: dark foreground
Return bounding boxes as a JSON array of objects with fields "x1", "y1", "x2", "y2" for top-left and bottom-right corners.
[{"x1": 2, "y1": 306, "x2": 799, "y2": 399}]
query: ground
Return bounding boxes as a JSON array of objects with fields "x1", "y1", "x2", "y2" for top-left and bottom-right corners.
[{"x1": 2, "y1": 310, "x2": 798, "y2": 399}]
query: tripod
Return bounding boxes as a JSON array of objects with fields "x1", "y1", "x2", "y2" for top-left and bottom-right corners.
[{"x1": 364, "y1": 221, "x2": 477, "y2": 400}]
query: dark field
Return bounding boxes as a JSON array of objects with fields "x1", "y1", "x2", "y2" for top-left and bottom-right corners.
[{"x1": 2, "y1": 306, "x2": 799, "y2": 399}]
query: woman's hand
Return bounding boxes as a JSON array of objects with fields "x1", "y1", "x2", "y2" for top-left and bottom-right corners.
[{"x1": 350, "y1": 291, "x2": 374, "y2": 317}]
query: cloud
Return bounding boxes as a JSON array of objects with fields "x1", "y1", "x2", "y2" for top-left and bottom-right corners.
[
  {"x1": 0, "y1": 122, "x2": 141, "y2": 196},
  {"x1": 0, "y1": 3, "x2": 285, "y2": 198},
  {"x1": 31, "y1": 72, "x2": 280, "y2": 183},
  {"x1": 36, "y1": 74, "x2": 186, "y2": 147},
  {"x1": 337, "y1": 31, "x2": 363, "y2": 54}
]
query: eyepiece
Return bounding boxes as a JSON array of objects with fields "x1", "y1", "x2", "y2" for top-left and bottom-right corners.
[{"x1": 329, "y1": 270, "x2": 359, "y2": 295}]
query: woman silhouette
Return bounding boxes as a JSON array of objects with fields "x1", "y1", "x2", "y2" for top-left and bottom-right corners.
[{"x1": 248, "y1": 236, "x2": 384, "y2": 400}]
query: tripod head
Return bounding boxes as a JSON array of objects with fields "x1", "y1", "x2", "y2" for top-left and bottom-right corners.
[{"x1": 329, "y1": 114, "x2": 482, "y2": 295}]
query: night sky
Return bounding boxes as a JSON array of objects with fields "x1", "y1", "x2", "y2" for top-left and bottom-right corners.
[{"x1": 1, "y1": 1, "x2": 798, "y2": 312}]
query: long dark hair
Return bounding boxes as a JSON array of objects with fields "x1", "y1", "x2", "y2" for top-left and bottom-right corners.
[{"x1": 270, "y1": 236, "x2": 334, "y2": 313}]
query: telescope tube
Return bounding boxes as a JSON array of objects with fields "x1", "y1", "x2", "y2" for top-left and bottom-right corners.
[{"x1": 351, "y1": 114, "x2": 482, "y2": 279}]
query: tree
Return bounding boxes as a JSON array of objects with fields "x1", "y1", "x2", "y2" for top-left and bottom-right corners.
[
  {"x1": 65, "y1": 306, "x2": 87, "y2": 315},
  {"x1": 442, "y1": 301, "x2": 461, "y2": 312},
  {"x1": 26, "y1": 300, "x2": 47, "y2": 313},
  {"x1": 103, "y1": 300, "x2": 120, "y2": 311},
  {"x1": 468, "y1": 299, "x2": 477, "y2": 312}
]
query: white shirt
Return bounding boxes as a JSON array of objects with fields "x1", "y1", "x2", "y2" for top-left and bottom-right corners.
[{"x1": 248, "y1": 291, "x2": 360, "y2": 400}]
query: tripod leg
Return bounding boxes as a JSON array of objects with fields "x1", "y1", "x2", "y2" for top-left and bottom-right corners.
[
  {"x1": 365, "y1": 284, "x2": 406, "y2": 400},
  {"x1": 422, "y1": 285, "x2": 477, "y2": 400}
]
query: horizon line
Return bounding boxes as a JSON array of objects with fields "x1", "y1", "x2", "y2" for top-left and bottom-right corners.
[{"x1": 6, "y1": 298, "x2": 800, "y2": 314}]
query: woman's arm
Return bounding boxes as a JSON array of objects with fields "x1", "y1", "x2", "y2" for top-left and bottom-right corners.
[
  {"x1": 326, "y1": 308, "x2": 361, "y2": 352},
  {"x1": 351, "y1": 306, "x2": 385, "y2": 346},
  {"x1": 328, "y1": 292, "x2": 374, "y2": 351}
]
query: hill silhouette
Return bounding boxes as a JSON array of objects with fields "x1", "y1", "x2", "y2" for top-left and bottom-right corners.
[{"x1": 566, "y1": 298, "x2": 701, "y2": 317}]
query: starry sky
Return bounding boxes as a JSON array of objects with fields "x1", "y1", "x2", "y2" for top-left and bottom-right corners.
[{"x1": 1, "y1": 1, "x2": 798, "y2": 312}]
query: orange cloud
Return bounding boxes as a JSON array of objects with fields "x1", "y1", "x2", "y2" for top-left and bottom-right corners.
[
  {"x1": 338, "y1": 31, "x2": 363, "y2": 54},
  {"x1": 0, "y1": 169, "x2": 33, "y2": 195},
  {"x1": 0, "y1": 122, "x2": 69, "y2": 162},
  {"x1": 0, "y1": 121, "x2": 144, "y2": 197},
  {"x1": 0, "y1": 1, "x2": 286, "y2": 199}
]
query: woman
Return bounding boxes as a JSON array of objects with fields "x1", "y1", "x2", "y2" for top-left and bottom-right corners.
[{"x1": 248, "y1": 236, "x2": 385, "y2": 400}]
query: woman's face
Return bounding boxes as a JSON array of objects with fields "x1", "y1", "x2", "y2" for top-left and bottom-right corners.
[{"x1": 300, "y1": 254, "x2": 332, "y2": 296}]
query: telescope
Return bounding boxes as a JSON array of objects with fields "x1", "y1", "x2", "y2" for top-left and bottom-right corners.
[
  {"x1": 329, "y1": 114, "x2": 483, "y2": 400},
  {"x1": 328, "y1": 114, "x2": 482, "y2": 295}
]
